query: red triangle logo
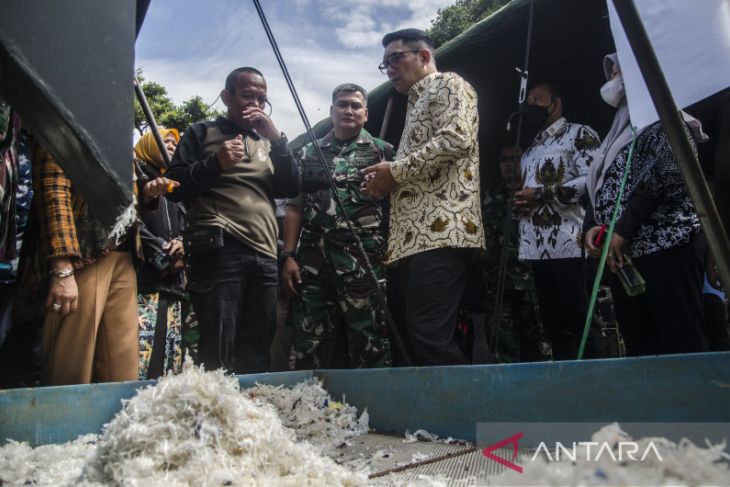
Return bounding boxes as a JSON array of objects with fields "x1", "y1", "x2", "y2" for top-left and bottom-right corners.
[{"x1": 481, "y1": 432, "x2": 524, "y2": 473}]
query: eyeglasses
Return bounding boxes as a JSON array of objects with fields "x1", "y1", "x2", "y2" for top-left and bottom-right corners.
[
  {"x1": 378, "y1": 50, "x2": 421, "y2": 74},
  {"x1": 240, "y1": 93, "x2": 273, "y2": 116},
  {"x1": 499, "y1": 155, "x2": 516, "y2": 162}
]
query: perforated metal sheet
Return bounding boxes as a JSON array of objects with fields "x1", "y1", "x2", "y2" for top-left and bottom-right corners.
[{"x1": 335, "y1": 433, "x2": 525, "y2": 486}]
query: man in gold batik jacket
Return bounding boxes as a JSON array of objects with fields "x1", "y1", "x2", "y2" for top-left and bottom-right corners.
[{"x1": 363, "y1": 28, "x2": 484, "y2": 365}]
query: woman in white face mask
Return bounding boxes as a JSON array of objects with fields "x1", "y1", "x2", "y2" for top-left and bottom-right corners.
[
  {"x1": 582, "y1": 53, "x2": 709, "y2": 357},
  {"x1": 600, "y1": 62, "x2": 625, "y2": 108}
]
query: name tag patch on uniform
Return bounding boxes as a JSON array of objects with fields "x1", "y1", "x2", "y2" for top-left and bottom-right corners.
[{"x1": 353, "y1": 144, "x2": 378, "y2": 167}]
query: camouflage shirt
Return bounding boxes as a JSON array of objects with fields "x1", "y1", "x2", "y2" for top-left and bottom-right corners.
[
  {"x1": 483, "y1": 186, "x2": 535, "y2": 292},
  {"x1": 290, "y1": 129, "x2": 394, "y2": 247}
]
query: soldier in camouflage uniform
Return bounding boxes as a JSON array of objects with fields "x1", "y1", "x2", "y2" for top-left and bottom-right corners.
[
  {"x1": 282, "y1": 84, "x2": 394, "y2": 369},
  {"x1": 482, "y1": 146, "x2": 552, "y2": 362}
]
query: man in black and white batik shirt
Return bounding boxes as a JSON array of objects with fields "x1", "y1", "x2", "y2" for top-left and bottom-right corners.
[{"x1": 513, "y1": 82, "x2": 604, "y2": 360}]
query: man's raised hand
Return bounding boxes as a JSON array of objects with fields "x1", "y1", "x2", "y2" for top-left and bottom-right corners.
[{"x1": 217, "y1": 134, "x2": 246, "y2": 170}]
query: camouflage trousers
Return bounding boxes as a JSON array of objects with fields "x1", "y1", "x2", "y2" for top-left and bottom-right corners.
[
  {"x1": 483, "y1": 289, "x2": 552, "y2": 363},
  {"x1": 288, "y1": 236, "x2": 391, "y2": 369}
]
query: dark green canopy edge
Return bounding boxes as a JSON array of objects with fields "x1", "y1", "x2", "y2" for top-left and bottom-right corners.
[{"x1": 290, "y1": 0, "x2": 616, "y2": 191}]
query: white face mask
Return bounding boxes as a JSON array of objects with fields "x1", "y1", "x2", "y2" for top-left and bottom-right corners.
[{"x1": 600, "y1": 75, "x2": 625, "y2": 107}]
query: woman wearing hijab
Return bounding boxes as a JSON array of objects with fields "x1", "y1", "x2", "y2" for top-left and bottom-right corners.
[
  {"x1": 583, "y1": 53, "x2": 709, "y2": 357},
  {"x1": 134, "y1": 129, "x2": 189, "y2": 379}
]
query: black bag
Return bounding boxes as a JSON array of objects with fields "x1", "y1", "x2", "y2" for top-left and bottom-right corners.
[{"x1": 183, "y1": 225, "x2": 224, "y2": 256}]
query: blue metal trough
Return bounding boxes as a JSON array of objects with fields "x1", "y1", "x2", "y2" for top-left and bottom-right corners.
[{"x1": 1, "y1": 352, "x2": 730, "y2": 446}]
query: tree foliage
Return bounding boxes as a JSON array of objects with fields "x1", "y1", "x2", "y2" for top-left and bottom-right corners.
[
  {"x1": 427, "y1": 0, "x2": 512, "y2": 48},
  {"x1": 134, "y1": 69, "x2": 223, "y2": 136}
]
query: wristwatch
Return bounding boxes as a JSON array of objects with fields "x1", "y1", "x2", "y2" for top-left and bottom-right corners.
[
  {"x1": 50, "y1": 268, "x2": 75, "y2": 278},
  {"x1": 533, "y1": 187, "x2": 544, "y2": 203},
  {"x1": 279, "y1": 250, "x2": 297, "y2": 262}
]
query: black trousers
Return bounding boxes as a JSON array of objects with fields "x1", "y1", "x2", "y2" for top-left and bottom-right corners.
[
  {"x1": 531, "y1": 257, "x2": 604, "y2": 360},
  {"x1": 702, "y1": 291, "x2": 730, "y2": 351},
  {"x1": 608, "y1": 233, "x2": 708, "y2": 356},
  {"x1": 189, "y1": 235, "x2": 278, "y2": 374},
  {"x1": 0, "y1": 281, "x2": 43, "y2": 388},
  {"x1": 387, "y1": 248, "x2": 471, "y2": 366}
]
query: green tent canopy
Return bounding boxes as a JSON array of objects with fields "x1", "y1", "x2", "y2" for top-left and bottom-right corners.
[
  {"x1": 0, "y1": 0, "x2": 139, "y2": 228},
  {"x1": 291, "y1": 0, "x2": 617, "y2": 190}
]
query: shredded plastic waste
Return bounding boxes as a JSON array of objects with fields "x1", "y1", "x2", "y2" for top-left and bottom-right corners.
[
  {"x1": 246, "y1": 379, "x2": 368, "y2": 455},
  {"x1": 0, "y1": 365, "x2": 367, "y2": 486},
  {"x1": 0, "y1": 434, "x2": 97, "y2": 486},
  {"x1": 377, "y1": 475, "x2": 450, "y2": 487},
  {"x1": 402, "y1": 429, "x2": 441, "y2": 444},
  {"x1": 105, "y1": 203, "x2": 137, "y2": 248},
  {"x1": 409, "y1": 451, "x2": 431, "y2": 463}
]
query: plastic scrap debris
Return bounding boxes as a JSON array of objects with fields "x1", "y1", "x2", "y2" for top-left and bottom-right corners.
[
  {"x1": 403, "y1": 429, "x2": 440, "y2": 444},
  {"x1": 376, "y1": 475, "x2": 450, "y2": 487},
  {"x1": 247, "y1": 379, "x2": 368, "y2": 455},
  {"x1": 0, "y1": 434, "x2": 97, "y2": 486},
  {"x1": 0, "y1": 365, "x2": 367, "y2": 486},
  {"x1": 85, "y1": 365, "x2": 366, "y2": 486},
  {"x1": 409, "y1": 451, "x2": 431, "y2": 463}
]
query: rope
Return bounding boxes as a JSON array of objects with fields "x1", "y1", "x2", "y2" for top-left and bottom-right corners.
[
  {"x1": 251, "y1": 0, "x2": 412, "y2": 365},
  {"x1": 488, "y1": 0, "x2": 535, "y2": 360},
  {"x1": 577, "y1": 126, "x2": 639, "y2": 360}
]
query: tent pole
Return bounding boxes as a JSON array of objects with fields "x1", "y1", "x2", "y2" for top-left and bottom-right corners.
[
  {"x1": 134, "y1": 77, "x2": 172, "y2": 167},
  {"x1": 612, "y1": 0, "x2": 730, "y2": 295}
]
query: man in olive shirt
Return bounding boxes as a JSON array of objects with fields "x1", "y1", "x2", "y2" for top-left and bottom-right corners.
[{"x1": 167, "y1": 67, "x2": 300, "y2": 374}]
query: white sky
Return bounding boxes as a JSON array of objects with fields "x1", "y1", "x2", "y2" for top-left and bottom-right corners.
[{"x1": 135, "y1": 0, "x2": 454, "y2": 137}]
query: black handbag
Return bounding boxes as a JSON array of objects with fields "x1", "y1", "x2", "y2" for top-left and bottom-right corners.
[{"x1": 183, "y1": 225, "x2": 225, "y2": 256}]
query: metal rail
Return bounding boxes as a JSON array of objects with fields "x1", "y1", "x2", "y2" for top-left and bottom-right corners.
[{"x1": 612, "y1": 0, "x2": 730, "y2": 294}]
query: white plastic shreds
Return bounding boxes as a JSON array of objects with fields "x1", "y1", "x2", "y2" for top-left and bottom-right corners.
[
  {"x1": 246, "y1": 379, "x2": 368, "y2": 455},
  {"x1": 82, "y1": 365, "x2": 366, "y2": 486},
  {"x1": 492, "y1": 422, "x2": 730, "y2": 486},
  {"x1": 375, "y1": 475, "x2": 451, "y2": 487},
  {"x1": 0, "y1": 434, "x2": 98, "y2": 485},
  {"x1": 0, "y1": 365, "x2": 367, "y2": 487},
  {"x1": 409, "y1": 451, "x2": 431, "y2": 464},
  {"x1": 402, "y1": 429, "x2": 466, "y2": 446},
  {"x1": 403, "y1": 430, "x2": 440, "y2": 444},
  {"x1": 105, "y1": 203, "x2": 137, "y2": 248}
]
